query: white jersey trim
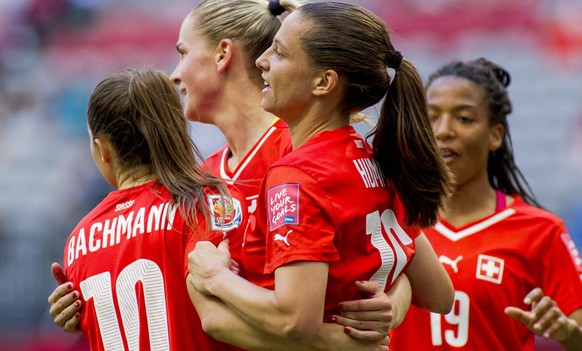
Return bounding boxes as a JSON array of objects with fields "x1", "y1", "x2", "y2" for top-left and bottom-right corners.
[
  {"x1": 435, "y1": 208, "x2": 516, "y2": 242},
  {"x1": 219, "y1": 126, "x2": 279, "y2": 183}
]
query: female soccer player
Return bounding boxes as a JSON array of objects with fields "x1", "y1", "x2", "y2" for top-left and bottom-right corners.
[
  {"x1": 389, "y1": 58, "x2": 582, "y2": 350},
  {"x1": 59, "y1": 68, "x2": 244, "y2": 350},
  {"x1": 187, "y1": 1, "x2": 454, "y2": 348},
  {"x1": 49, "y1": 1, "x2": 413, "y2": 348}
]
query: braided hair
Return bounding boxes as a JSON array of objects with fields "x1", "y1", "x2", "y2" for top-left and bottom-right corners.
[{"x1": 426, "y1": 58, "x2": 541, "y2": 208}]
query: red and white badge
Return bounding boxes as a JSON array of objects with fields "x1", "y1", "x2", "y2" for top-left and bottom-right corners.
[
  {"x1": 476, "y1": 254, "x2": 504, "y2": 284},
  {"x1": 268, "y1": 184, "x2": 299, "y2": 230},
  {"x1": 207, "y1": 194, "x2": 243, "y2": 231}
]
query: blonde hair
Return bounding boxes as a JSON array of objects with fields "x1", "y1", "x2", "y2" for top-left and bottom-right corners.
[{"x1": 188, "y1": 0, "x2": 303, "y2": 86}]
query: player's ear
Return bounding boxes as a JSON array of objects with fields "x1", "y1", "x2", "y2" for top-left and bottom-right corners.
[
  {"x1": 215, "y1": 39, "x2": 234, "y2": 73},
  {"x1": 312, "y1": 69, "x2": 339, "y2": 97},
  {"x1": 489, "y1": 123, "x2": 504, "y2": 152},
  {"x1": 94, "y1": 138, "x2": 112, "y2": 164}
]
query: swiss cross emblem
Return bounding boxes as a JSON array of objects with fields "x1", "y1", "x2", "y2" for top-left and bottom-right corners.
[{"x1": 476, "y1": 254, "x2": 504, "y2": 284}]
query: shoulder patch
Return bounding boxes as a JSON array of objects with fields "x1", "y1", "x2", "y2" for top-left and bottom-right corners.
[
  {"x1": 268, "y1": 184, "x2": 299, "y2": 230},
  {"x1": 207, "y1": 194, "x2": 243, "y2": 231}
]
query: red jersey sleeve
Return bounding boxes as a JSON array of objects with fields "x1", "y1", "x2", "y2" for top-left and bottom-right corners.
[
  {"x1": 540, "y1": 221, "x2": 582, "y2": 316},
  {"x1": 263, "y1": 166, "x2": 340, "y2": 274}
]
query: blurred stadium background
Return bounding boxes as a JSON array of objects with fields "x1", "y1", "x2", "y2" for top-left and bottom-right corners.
[{"x1": 0, "y1": 0, "x2": 581, "y2": 350}]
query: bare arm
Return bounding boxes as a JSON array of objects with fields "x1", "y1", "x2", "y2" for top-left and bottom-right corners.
[
  {"x1": 189, "y1": 240, "x2": 328, "y2": 342},
  {"x1": 334, "y1": 275, "x2": 412, "y2": 340},
  {"x1": 384, "y1": 274, "x2": 412, "y2": 328},
  {"x1": 505, "y1": 288, "x2": 582, "y2": 351},
  {"x1": 405, "y1": 233, "x2": 454, "y2": 314},
  {"x1": 561, "y1": 309, "x2": 582, "y2": 350},
  {"x1": 187, "y1": 280, "x2": 389, "y2": 351},
  {"x1": 188, "y1": 240, "x2": 389, "y2": 350}
]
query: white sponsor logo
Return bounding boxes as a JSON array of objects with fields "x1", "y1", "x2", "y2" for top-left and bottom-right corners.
[
  {"x1": 439, "y1": 255, "x2": 463, "y2": 273},
  {"x1": 274, "y1": 230, "x2": 293, "y2": 247},
  {"x1": 115, "y1": 200, "x2": 135, "y2": 212}
]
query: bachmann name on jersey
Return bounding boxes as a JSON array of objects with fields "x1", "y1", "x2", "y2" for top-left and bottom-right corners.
[{"x1": 67, "y1": 202, "x2": 179, "y2": 266}]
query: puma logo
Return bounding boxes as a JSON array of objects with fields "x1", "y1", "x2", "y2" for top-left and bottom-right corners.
[
  {"x1": 274, "y1": 230, "x2": 293, "y2": 247},
  {"x1": 439, "y1": 255, "x2": 463, "y2": 273}
]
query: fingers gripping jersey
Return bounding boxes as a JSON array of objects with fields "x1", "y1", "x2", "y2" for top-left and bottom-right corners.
[
  {"x1": 63, "y1": 182, "x2": 245, "y2": 351},
  {"x1": 389, "y1": 196, "x2": 582, "y2": 351},
  {"x1": 243, "y1": 126, "x2": 419, "y2": 314}
]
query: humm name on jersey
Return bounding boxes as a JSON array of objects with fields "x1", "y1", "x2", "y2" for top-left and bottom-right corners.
[{"x1": 353, "y1": 157, "x2": 386, "y2": 189}]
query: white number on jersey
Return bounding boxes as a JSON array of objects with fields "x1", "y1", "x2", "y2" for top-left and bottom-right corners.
[
  {"x1": 80, "y1": 259, "x2": 169, "y2": 350},
  {"x1": 365, "y1": 209, "x2": 413, "y2": 290},
  {"x1": 430, "y1": 290, "x2": 470, "y2": 347}
]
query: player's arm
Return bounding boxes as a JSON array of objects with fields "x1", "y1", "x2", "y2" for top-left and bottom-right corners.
[
  {"x1": 334, "y1": 275, "x2": 412, "y2": 340},
  {"x1": 190, "y1": 168, "x2": 336, "y2": 343},
  {"x1": 404, "y1": 233, "x2": 454, "y2": 314},
  {"x1": 47, "y1": 263, "x2": 82, "y2": 334},
  {"x1": 505, "y1": 288, "x2": 582, "y2": 350},
  {"x1": 187, "y1": 241, "x2": 388, "y2": 350},
  {"x1": 187, "y1": 279, "x2": 389, "y2": 351},
  {"x1": 562, "y1": 309, "x2": 582, "y2": 350},
  {"x1": 188, "y1": 240, "x2": 328, "y2": 342}
]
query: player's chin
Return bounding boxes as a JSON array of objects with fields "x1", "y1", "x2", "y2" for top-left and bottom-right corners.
[
  {"x1": 184, "y1": 108, "x2": 199, "y2": 122},
  {"x1": 260, "y1": 99, "x2": 276, "y2": 115},
  {"x1": 184, "y1": 106, "x2": 202, "y2": 122}
]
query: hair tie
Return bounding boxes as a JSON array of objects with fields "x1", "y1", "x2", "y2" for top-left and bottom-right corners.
[
  {"x1": 268, "y1": 0, "x2": 286, "y2": 16},
  {"x1": 387, "y1": 51, "x2": 403, "y2": 70}
]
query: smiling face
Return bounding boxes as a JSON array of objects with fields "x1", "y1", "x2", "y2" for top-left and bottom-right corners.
[
  {"x1": 170, "y1": 14, "x2": 222, "y2": 123},
  {"x1": 255, "y1": 11, "x2": 320, "y2": 124},
  {"x1": 428, "y1": 76, "x2": 504, "y2": 188}
]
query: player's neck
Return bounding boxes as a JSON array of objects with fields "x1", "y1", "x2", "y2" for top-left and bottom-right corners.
[
  {"x1": 222, "y1": 112, "x2": 275, "y2": 171},
  {"x1": 440, "y1": 178, "x2": 497, "y2": 227},
  {"x1": 286, "y1": 107, "x2": 347, "y2": 149},
  {"x1": 218, "y1": 77, "x2": 273, "y2": 168},
  {"x1": 117, "y1": 169, "x2": 156, "y2": 190}
]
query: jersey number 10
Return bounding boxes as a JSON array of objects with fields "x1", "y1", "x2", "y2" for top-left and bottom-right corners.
[
  {"x1": 366, "y1": 209, "x2": 413, "y2": 290},
  {"x1": 80, "y1": 259, "x2": 169, "y2": 350}
]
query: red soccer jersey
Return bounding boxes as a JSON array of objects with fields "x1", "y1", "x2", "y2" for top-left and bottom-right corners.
[
  {"x1": 63, "y1": 181, "x2": 244, "y2": 351},
  {"x1": 390, "y1": 196, "x2": 582, "y2": 351},
  {"x1": 243, "y1": 126, "x2": 419, "y2": 314},
  {"x1": 203, "y1": 118, "x2": 293, "y2": 215}
]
